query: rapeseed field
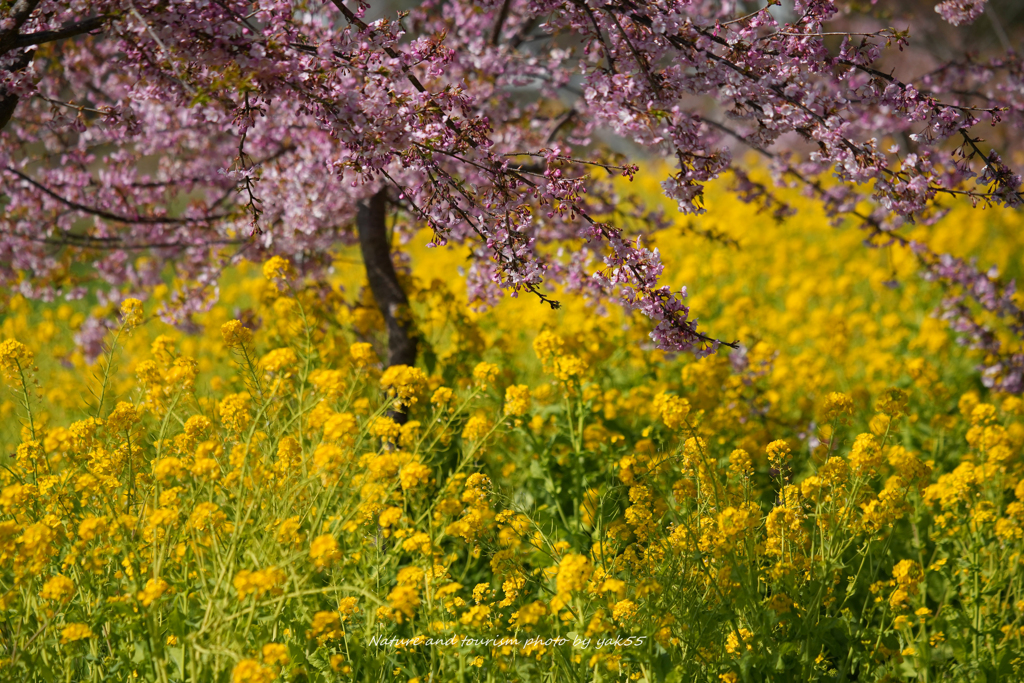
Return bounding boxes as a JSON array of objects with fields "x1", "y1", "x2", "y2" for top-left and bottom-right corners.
[{"x1": 2, "y1": 172, "x2": 1024, "y2": 682}]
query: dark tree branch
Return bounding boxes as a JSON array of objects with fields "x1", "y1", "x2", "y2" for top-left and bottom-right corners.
[
  {"x1": 508, "y1": 17, "x2": 539, "y2": 49},
  {"x1": 9, "y1": 16, "x2": 108, "y2": 50},
  {"x1": 356, "y1": 187, "x2": 419, "y2": 421},
  {"x1": 545, "y1": 108, "x2": 577, "y2": 145},
  {"x1": 0, "y1": 50, "x2": 32, "y2": 131},
  {"x1": 491, "y1": 0, "x2": 512, "y2": 46},
  {"x1": 0, "y1": 0, "x2": 43, "y2": 53}
]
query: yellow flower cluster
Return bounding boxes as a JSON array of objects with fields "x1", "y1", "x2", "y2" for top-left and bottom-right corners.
[
  {"x1": 765, "y1": 439, "x2": 791, "y2": 471},
  {"x1": 0, "y1": 339, "x2": 33, "y2": 382},
  {"x1": 120, "y1": 298, "x2": 144, "y2": 330},
  {"x1": 221, "y1": 320, "x2": 254, "y2": 348},
  {"x1": 349, "y1": 342, "x2": 376, "y2": 368},
  {"x1": 260, "y1": 347, "x2": 299, "y2": 375},
  {"x1": 379, "y1": 364, "x2": 427, "y2": 408},
  {"x1": 40, "y1": 574, "x2": 75, "y2": 602},
  {"x1": 504, "y1": 384, "x2": 531, "y2": 417},
  {"x1": 234, "y1": 567, "x2": 288, "y2": 600},
  {"x1": 309, "y1": 535, "x2": 342, "y2": 570},
  {"x1": 137, "y1": 578, "x2": 170, "y2": 607},
  {"x1": 262, "y1": 256, "x2": 293, "y2": 288},
  {"x1": 654, "y1": 392, "x2": 691, "y2": 430}
]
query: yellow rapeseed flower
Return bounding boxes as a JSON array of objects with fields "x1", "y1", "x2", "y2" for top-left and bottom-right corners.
[
  {"x1": 309, "y1": 534, "x2": 342, "y2": 569},
  {"x1": 231, "y1": 659, "x2": 276, "y2": 683},
  {"x1": 262, "y1": 256, "x2": 293, "y2": 284},
  {"x1": 821, "y1": 392, "x2": 854, "y2": 422},
  {"x1": 40, "y1": 575, "x2": 75, "y2": 602},
  {"x1": 310, "y1": 369, "x2": 347, "y2": 398},
  {"x1": 153, "y1": 457, "x2": 184, "y2": 483},
  {"x1": 260, "y1": 347, "x2": 299, "y2": 375},
  {"x1": 399, "y1": 461, "x2": 432, "y2": 490},
  {"x1": 233, "y1": 567, "x2": 287, "y2": 600},
  {"x1": 611, "y1": 599, "x2": 638, "y2": 623},
  {"x1": 875, "y1": 388, "x2": 908, "y2": 418},
  {"x1": 221, "y1": 320, "x2": 254, "y2": 348},
  {"x1": 765, "y1": 439, "x2": 791, "y2": 471},
  {"x1": 654, "y1": 392, "x2": 690, "y2": 430},
  {"x1": 120, "y1": 298, "x2": 144, "y2": 330},
  {"x1": 532, "y1": 331, "x2": 564, "y2": 372},
  {"x1": 349, "y1": 342, "x2": 377, "y2": 368},
  {"x1": 309, "y1": 611, "x2": 343, "y2": 642},
  {"x1": 555, "y1": 554, "x2": 592, "y2": 598},
  {"x1": 380, "y1": 364, "x2": 427, "y2": 408},
  {"x1": 369, "y1": 416, "x2": 401, "y2": 444},
  {"x1": 725, "y1": 628, "x2": 753, "y2": 655},
  {"x1": 219, "y1": 393, "x2": 251, "y2": 432},
  {"x1": 106, "y1": 401, "x2": 140, "y2": 433},
  {"x1": 77, "y1": 515, "x2": 108, "y2": 542},
  {"x1": 137, "y1": 578, "x2": 170, "y2": 607},
  {"x1": 150, "y1": 335, "x2": 177, "y2": 364},
  {"x1": 387, "y1": 585, "x2": 421, "y2": 622},
  {"x1": 261, "y1": 642, "x2": 290, "y2": 667},
  {"x1": 461, "y1": 414, "x2": 491, "y2": 441},
  {"x1": 472, "y1": 362, "x2": 499, "y2": 389},
  {"x1": 503, "y1": 384, "x2": 531, "y2": 417},
  {"x1": 0, "y1": 339, "x2": 33, "y2": 382},
  {"x1": 431, "y1": 386, "x2": 454, "y2": 407},
  {"x1": 60, "y1": 623, "x2": 94, "y2": 644},
  {"x1": 552, "y1": 355, "x2": 587, "y2": 381},
  {"x1": 728, "y1": 449, "x2": 753, "y2": 478},
  {"x1": 273, "y1": 516, "x2": 304, "y2": 547},
  {"x1": 849, "y1": 433, "x2": 882, "y2": 476}
]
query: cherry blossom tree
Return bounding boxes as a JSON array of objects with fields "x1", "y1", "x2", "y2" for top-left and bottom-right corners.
[{"x1": 2, "y1": 1, "x2": 1023, "y2": 387}]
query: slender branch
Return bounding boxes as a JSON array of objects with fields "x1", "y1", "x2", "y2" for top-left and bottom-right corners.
[
  {"x1": 836, "y1": 59, "x2": 1020, "y2": 201},
  {"x1": 2, "y1": 166, "x2": 231, "y2": 225},
  {"x1": 127, "y1": 3, "x2": 197, "y2": 96},
  {"x1": 545, "y1": 108, "x2": 577, "y2": 145},
  {"x1": 717, "y1": 5, "x2": 772, "y2": 28},
  {"x1": 701, "y1": 116, "x2": 906, "y2": 245},
  {"x1": 984, "y1": 4, "x2": 1012, "y2": 53},
  {"x1": 583, "y1": 210, "x2": 739, "y2": 350},
  {"x1": 761, "y1": 30, "x2": 903, "y2": 40},
  {"x1": 35, "y1": 94, "x2": 109, "y2": 116},
  {"x1": 502, "y1": 151, "x2": 635, "y2": 174},
  {"x1": 2, "y1": 229, "x2": 247, "y2": 251}
]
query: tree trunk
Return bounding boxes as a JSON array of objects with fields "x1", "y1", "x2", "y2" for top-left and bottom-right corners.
[{"x1": 356, "y1": 187, "x2": 418, "y2": 420}]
